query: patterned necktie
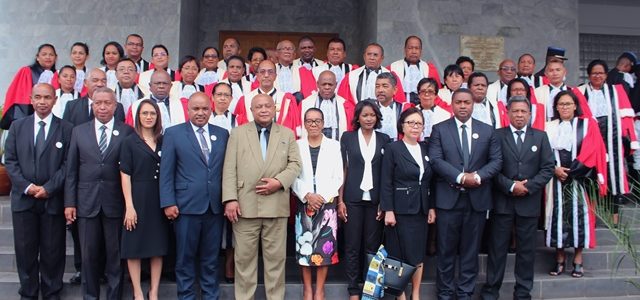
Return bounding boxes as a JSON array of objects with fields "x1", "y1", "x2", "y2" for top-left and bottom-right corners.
[
  {"x1": 260, "y1": 128, "x2": 267, "y2": 160},
  {"x1": 515, "y1": 130, "x2": 523, "y2": 153},
  {"x1": 197, "y1": 127, "x2": 210, "y2": 163},
  {"x1": 98, "y1": 125, "x2": 108, "y2": 156},
  {"x1": 461, "y1": 124, "x2": 470, "y2": 169}
]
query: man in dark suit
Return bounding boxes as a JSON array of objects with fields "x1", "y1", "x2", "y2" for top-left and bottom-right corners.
[
  {"x1": 160, "y1": 92, "x2": 228, "y2": 299},
  {"x1": 4, "y1": 83, "x2": 72, "y2": 300},
  {"x1": 62, "y1": 67, "x2": 125, "y2": 285},
  {"x1": 63, "y1": 68, "x2": 125, "y2": 127},
  {"x1": 481, "y1": 96, "x2": 555, "y2": 300},
  {"x1": 64, "y1": 87, "x2": 133, "y2": 300},
  {"x1": 429, "y1": 88, "x2": 502, "y2": 300}
]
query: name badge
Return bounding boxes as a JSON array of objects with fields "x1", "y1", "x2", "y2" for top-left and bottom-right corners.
[
  {"x1": 472, "y1": 133, "x2": 479, "y2": 139},
  {"x1": 531, "y1": 145, "x2": 538, "y2": 152},
  {"x1": 210, "y1": 135, "x2": 217, "y2": 141},
  {"x1": 113, "y1": 130, "x2": 120, "y2": 136},
  {"x1": 55, "y1": 142, "x2": 63, "y2": 149}
]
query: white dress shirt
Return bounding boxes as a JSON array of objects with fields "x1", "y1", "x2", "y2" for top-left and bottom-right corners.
[
  {"x1": 32, "y1": 113, "x2": 53, "y2": 144},
  {"x1": 190, "y1": 122, "x2": 211, "y2": 150},
  {"x1": 94, "y1": 117, "x2": 115, "y2": 147}
]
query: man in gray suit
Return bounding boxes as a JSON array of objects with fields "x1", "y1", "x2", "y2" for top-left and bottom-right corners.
[{"x1": 64, "y1": 87, "x2": 133, "y2": 300}]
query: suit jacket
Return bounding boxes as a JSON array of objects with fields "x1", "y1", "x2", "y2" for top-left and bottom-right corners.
[
  {"x1": 340, "y1": 130, "x2": 392, "y2": 205},
  {"x1": 62, "y1": 96, "x2": 125, "y2": 126},
  {"x1": 379, "y1": 141, "x2": 432, "y2": 215},
  {"x1": 4, "y1": 115, "x2": 73, "y2": 214},
  {"x1": 222, "y1": 122, "x2": 302, "y2": 218},
  {"x1": 159, "y1": 122, "x2": 229, "y2": 214},
  {"x1": 493, "y1": 126, "x2": 555, "y2": 217},
  {"x1": 428, "y1": 118, "x2": 502, "y2": 211},
  {"x1": 64, "y1": 120, "x2": 133, "y2": 218}
]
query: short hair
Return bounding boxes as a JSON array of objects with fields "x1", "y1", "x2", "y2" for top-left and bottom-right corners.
[
  {"x1": 518, "y1": 53, "x2": 535, "y2": 64},
  {"x1": 506, "y1": 78, "x2": 532, "y2": 101},
  {"x1": 92, "y1": 86, "x2": 117, "y2": 101},
  {"x1": 417, "y1": 77, "x2": 439, "y2": 94},
  {"x1": 404, "y1": 35, "x2": 423, "y2": 48},
  {"x1": 116, "y1": 58, "x2": 137, "y2": 69},
  {"x1": 397, "y1": 107, "x2": 424, "y2": 133},
  {"x1": 227, "y1": 55, "x2": 246, "y2": 67},
  {"x1": 352, "y1": 100, "x2": 382, "y2": 130},
  {"x1": 304, "y1": 107, "x2": 324, "y2": 121},
  {"x1": 71, "y1": 42, "x2": 89, "y2": 55},
  {"x1": 58, "y1": 65, "x2": 76, "y2": 76},
  {"x1": 506, "y1": 95, "x2": 531, "y2": 111},
  {"x1": 298, "y1": 35, "x2": 315, "y2": 45},
  {"x1": 134, "y1": 99, "x2": 163, "y2": 143},
  {"x1": 201, "y1": 46, "x2": 219, "y2": 58},
  {"x1": 33, "y1": 43, "x2": 57, "y2": 71},
  {"x1": 552, "y1": 90, "x2": 583, "y2": 120},
  {"x1": 452, "y1": 88, "x2": 473, "y2": 100},
  {"x1": 455, "y1": 56, "x2": 475, "y2": 70},
  {"x1": 376, "y1": 72, "x2": 397, "y2": 87},
  {"x1": 443, "y1": 64, "x2": 464, "y2": 79},
  {"x1": 327, "y1": 38, "x2": 347, "y2": 52},
  {"x1": 101, "y1": 41, "x2": 124, "y2": 66},
  {"x1": 587, "y1": 59, "x2": 609, "y2": 75},
  {"x1": 225, "y1": 37, "x2": 240, "y2": 48},
  {"x1": 126, "y1": 33, "x2": 143, "y2": 44},
  {"x1": 247, "y1": 47, "x2": 267, "y2": 61},
  {"x1": 179, "y1": 55, "x2": 199, "y2": 71},
  {"x1": 151, "y1": 44, "x2": 169, "y2": 56},
  {"x1": 467, "y1": 72, "x2": 488, "y2": 86},
  {"x1": 366, "y1": 42, "x2": 384, "y2": 56},
  {"x1": 213, "y1": 82, "x2": 232, "y2": 96}
]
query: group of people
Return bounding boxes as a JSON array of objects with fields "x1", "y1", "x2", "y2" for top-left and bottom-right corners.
[{"x1": 2, "y1": 32, "x2": 639, "y2": 300}]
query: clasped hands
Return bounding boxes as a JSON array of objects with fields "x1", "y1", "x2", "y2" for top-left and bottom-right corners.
[
  {"x1": 27, "y1": 184, "x2": 49, "y2": 199},
  {"x1": 460, "y1": 172, "x2": 481, "y2": 188},
  {"x1": 224, "y1": 178, "x2": 282, "y2": 224}
]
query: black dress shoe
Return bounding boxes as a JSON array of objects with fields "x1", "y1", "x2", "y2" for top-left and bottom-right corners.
[{"x1": 69, "y1": 272, "x2": 81, "y2": 284}]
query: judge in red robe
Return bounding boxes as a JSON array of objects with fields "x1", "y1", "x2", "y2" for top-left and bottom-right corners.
[
  {"x1": 234, "y1": 60, "x2": 301, "y2": 137},
  {"x1": 2, "y1": 44, "x2": 59, "y2": 129},
  {"x1": 309, "y1": 38, "x2": 359, "y2": 94}
]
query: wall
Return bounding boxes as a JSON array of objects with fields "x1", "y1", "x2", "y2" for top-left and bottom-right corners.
[
  {"x1": 579, "y1": 0, "x2": 640, "y2": 36},
  {"x1": 0, "y1": 0, "x2": 181, "y2": 106},
  {"x1": 374, "y1": 0, "x2": 581, "y2": 84}
]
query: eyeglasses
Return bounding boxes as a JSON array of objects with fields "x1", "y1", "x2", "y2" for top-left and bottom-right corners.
[
  {"x1": 304, "y1": 119, "x2": 324, "y2": 125},
  {"x1": 419, "y1": 89, "x2": 436, "y2": 96},
  {"x1": 214, "y1": 92, "x2": 232, "y2": 98},
  {"x1": 500, "y1": 67, "x2": 516, "y2": 72},
  {"x1": 126, "y1": 42, "x2": 143, "y2": 47},
  {"x1": 116, "y1": 67, "x2": 136, "y2": 72},
  {"x1": 404, "y1": 121, "x2": 424, "y2": 128},
  {"x1": 203, "y1": 54, "x2": 218, "y2": 59},
  {"x1": 258, "y1": 69, "x2": 276, "y2": 75},
  {"x1": 153, "y1": 52, "x2": 168, "y2": 58}
]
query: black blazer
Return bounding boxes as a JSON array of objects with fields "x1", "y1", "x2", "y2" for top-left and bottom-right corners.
[
  {"x1": 4, "y1": 115, "x2": 73, "y2": 214},
  {"x1": 428, "y1": 118, "x2": 502, "y2": 211},
  {"x1": 493, "y1": 126, "x2": 555, "y2": 217},
  {"x1": 379, "y1": 141, "x2": 432, "y2": 215},
  {"x1": 62, "y1": 96, "x2": 125, "y2": 126},
  {"x1": 64, "y1": 120, "x2": 134, "y2": 218},
  {"x1": 340, "y1": 130, "x2": 391, "y2": 204}
]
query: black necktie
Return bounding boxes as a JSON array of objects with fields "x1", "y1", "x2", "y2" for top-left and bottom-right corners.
[
  {"x1": 515, "y1": 130, "x2": 524, "y2": 153},
  {"x1": 461, "y1": 124, "x2": 470, "y2": 169},
  {"x1": 35, "y1": 121, "x2": 46, "y2": 159}
]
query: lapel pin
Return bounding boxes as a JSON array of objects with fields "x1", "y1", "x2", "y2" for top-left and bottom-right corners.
[
  {"x1": 210, "y1": 135, "x2": 217, "y2": 141},
  {"x1": 381, "y1": 148, "x2": 384, "y2": 155},
  {"x1": 531, "y1": 145, "x2": 538, "y2": 152},
  {"x1": 113, "y1": 130, "x2": 120, "y2": 136},
  {"x1": 55, "y1": 142, "x2": 63, "y2": 149},
  {"x1": 158, "y1": 150, "x2": 162, "y2": 157},
  {"x1": 472, "y1": 133, "x2": 479, "y2": 139},
  {"x1": 424, "y1": 155, "x2": 430, "y2": 162}
]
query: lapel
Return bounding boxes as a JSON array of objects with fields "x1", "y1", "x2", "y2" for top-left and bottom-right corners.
[
  {"x1": 265, "y1": 124, "x2": 281, "y2": 165},
  {"x1": 24, "y1": 115, "x2": 36, "y2": 159},
  {"x1": 245, "y1": 122, "x2": 265, "y2": 168},
  {"x1": 398, "y1": 141, "x2": 419, "y2": 168},
  {"x1": 207, "y1": 124, "x2": 220, "y2": 165},
  {"x1": 372, "y1": 132, "x2": 383, "y2": 162},
  {"x1": 519, "y1": 128, "x2": 535, "y2": 159},
  {"x1": 88, "y1": 120, "x2": 101, "y2": 155},
  {"x1": 503, "y1": 127, "x2": 520, "y2": 158},
  {"x1": 469, "y1": 119, "x2": 481, "y2": 163},
  {"x1": 185, "y1": 122, "x2": 207, "y2": 166},
  {"x1": 102, "y1": 121, "x2": 123, "y2": 160},
  {"x1": 134, "y1": 134, "x2": 160, "y2": 162},
  {"x1": 40, "y1": 117, "x2": 60, "y2": 156},
  {"x1": 448, "y1": 118, "x2": 465, "y2": 162}
]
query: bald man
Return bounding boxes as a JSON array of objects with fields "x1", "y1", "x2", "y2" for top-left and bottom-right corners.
[
  {"x1": 63, "y1": 68, "x2": 125, "y2": 127},
  {"x1": 223, "y1": 93, "x2": 302, "y2": 300},
  {"x1": 160, "y1": 92, "x2": 229, "y2": 299},
  {"x1": 274, "y1": 39, "x2": 316, "y2": 98},
  {"x1": 126, "y1": 70, "x2": 186, "y2": 130},
  {"x1": 5, "y1": 83, "x2": 73, "y2": 300},
  {"x1": 487, "y1": 59, "x2": 517, "y2": 104},
  {"x1": 299, "y1": 70, "x2": 349, "y2": 140}
]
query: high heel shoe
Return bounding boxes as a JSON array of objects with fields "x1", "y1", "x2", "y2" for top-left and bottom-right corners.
[
  {"x1": 572, "y1": 262, "x2": 584, "y2": 278},
  {"x1": 549, "y1": 261, "x2": 565, "y2": 276}
]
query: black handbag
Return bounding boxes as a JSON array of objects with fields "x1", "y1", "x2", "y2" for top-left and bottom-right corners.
[{"x1": 365, "y1": 226, "x2": 417, "y2": 297}]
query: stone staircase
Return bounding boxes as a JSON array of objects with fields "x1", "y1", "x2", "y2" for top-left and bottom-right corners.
[{"x1": 0, "y1": 195, "x2": 639, "y2": 299}]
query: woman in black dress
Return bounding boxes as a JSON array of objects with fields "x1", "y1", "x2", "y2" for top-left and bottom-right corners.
[
  {"x1": 120, "y1": 99, "x2": 168, "y2": 300},
  {"x1": 381, "y1": 107, "x2": 435, "y2": 300}
]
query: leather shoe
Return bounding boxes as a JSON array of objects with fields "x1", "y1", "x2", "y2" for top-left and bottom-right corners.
[{"x1": 69, "y1": 271, "x2": 81, "y2": 284}]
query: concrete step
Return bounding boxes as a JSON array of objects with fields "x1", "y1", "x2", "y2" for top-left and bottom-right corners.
[{"x1": 0, "y1": 269, "x2": 638, "y2": 299}]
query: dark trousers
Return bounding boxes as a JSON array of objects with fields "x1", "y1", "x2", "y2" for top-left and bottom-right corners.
[
  {"x1": 69, "y1": 222, "x2": 82, "y2": 271},
  {"x1": 12, "y1": 206, "x2": 66, "y2": 300},
  {"x1": 174, "y1": 211, "x2": 223, "y2": 300},
  {"x1": 78, "y1": 211, "x2": 123, "y2": 300},
  {"x1": 436, "y1": 194, "x2": 486, "y2": 300},
  {"x1": 481, "y1": 213, "x2": 538, "y2": 300},
  {"x1": 343, "y1": 201, "x2": 383, "y2": 296}
]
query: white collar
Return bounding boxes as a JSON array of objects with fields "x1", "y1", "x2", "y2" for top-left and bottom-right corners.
[
  {"x1": 190, "y1": 122, "x2": 208, "y2": 133},
  {"x1": 95, "y1": 117, "x2": 115, "y2": 131},
  {"x1": 454, "y1": 117, "x2": 471, "y2": 128},
  {"x1": 509, "y1": 124, "x2": 527, "y2": 135},
  {"x1": 35, "y1": 113, "x2": 53, "y2": 125}
]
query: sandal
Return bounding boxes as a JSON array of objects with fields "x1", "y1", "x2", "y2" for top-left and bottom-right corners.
[
  {"x1": 549, "y1": 261, "x2": 565, "y2": 276},
  {"x1": 572, "y1": 263, "x2": 584, "y2": 278}
]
